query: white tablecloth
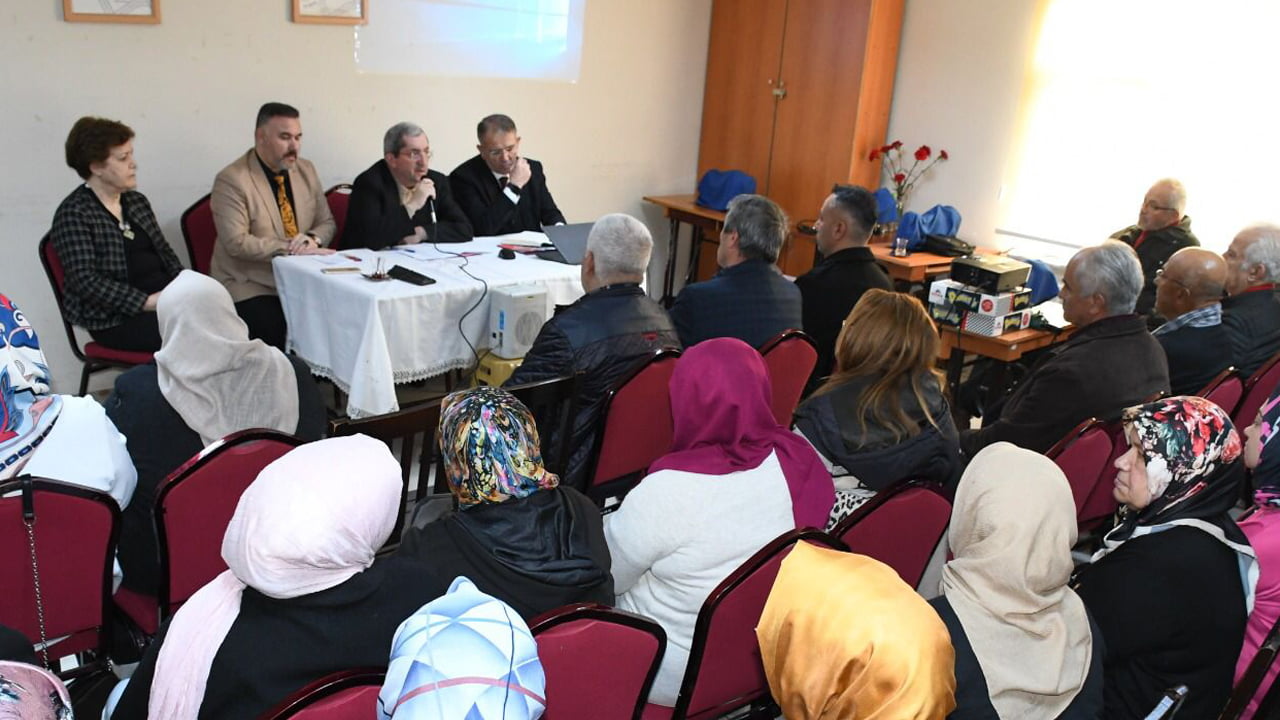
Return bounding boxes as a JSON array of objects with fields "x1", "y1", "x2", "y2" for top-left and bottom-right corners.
[{"x1": 273, "y1": 235, "x2": 584, "y2": 418}]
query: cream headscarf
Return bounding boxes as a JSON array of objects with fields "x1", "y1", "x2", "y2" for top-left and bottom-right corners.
[
  {"x1": 758, "y1": 542, "x2": 956, "y2": 719},
  {"x1": 147, "y1": 435, "x2": 402, "y2": 720},
  {"x1": 940, "y1": 442, "x2": 1093, "y2": 719},
  {"x1": 154, "y1": 270, "x2": 298, "y2": 445}
]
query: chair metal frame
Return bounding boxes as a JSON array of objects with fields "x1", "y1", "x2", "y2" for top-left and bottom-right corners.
[
  {"x1": 262, "y1": 667, "x2": 386, "y2": 719},
  {"x1": 657, "y1": 528, "x2": 848, "y2": 720},
  {"x1": 1, "y1": 476, "x2": 120, "y2": 678},
  {"x1": 1220, "y1": 614, "x2": 1280, "y2": 719},
  {"x1": 37, "y1": 233, "x2": 154, "y2": 395},
  {"x1": 530, "y1": 602, "x2": 667, "y2": 720}
]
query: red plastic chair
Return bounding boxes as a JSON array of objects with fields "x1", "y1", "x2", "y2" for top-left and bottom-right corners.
[
  {"x1": 642, "y1": 529, "x2": 848, "y2": 720},
  {"x1": 1234, "y1": 351, "x2": 1280, "y2": 431},
  {"x1": 830, "y1": 481, "x2": 951, "y2": 589},
  {"x1": 262, "y1": 668, "x2": 385, "y2": 719},
  {"x1": 180, "y1": 193, "x2": 216, "y2": 274},
  {"x1": 759, "y1": 329, "x2": 818, "y2": 427},
  {"x1": 38, "y1": 234, "x2": 154, "y2": 395},
  {"x1": 1197, "y1": 367, "x2": 1244, "y2": 418},
  {"x1": 326, "y1": 184, "x2": 353, "y2": 250},
  {"x1": 1077, "y1": 421, "x2": 1125, "y2": 533},
  {"x1": 531, "y1": 603, "x2": 666, "y2": 720},
  {"x1": 0, "y1": 477, "x2": 119, "y2": 674},
  {"x1": 586, "y1": 348, "x2": 681, "y2": 506},
  {"x1": 113, "y1": 430, "x2": 303, "y2": 635},
  {"x1": 1221, "y1": 613, "x2": 1280, "y2": 720},
  {"x1": 1046, "y1": 418, "x2": 1114, "y2": 517}
]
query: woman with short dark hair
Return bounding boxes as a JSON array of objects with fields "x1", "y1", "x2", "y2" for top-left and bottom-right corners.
[{"x1": 50, "y1": 116, "x2": 183, "y2": 352}]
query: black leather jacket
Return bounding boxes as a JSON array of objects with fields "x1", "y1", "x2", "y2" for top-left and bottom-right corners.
[{"x1": 507, "y1": 283, "x2": 679, "y2": 489}]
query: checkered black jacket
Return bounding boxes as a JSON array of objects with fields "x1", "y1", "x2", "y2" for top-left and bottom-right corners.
[{"x1": 49, "y1": 185, "x2": 183, "y2": 330}]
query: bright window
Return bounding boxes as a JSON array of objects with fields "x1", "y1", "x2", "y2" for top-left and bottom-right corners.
[{"x1": 997, "y1": 0, "x2": 1280, "y2": 260}]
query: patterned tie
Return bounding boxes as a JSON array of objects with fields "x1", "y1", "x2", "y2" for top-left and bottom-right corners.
[{"x1": 273, "y1": 173, "x2": 299, "y2": 237}]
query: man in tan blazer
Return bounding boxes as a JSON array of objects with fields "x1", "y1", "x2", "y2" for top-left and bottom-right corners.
[{"x1": 210, "y1": 102, "x2": 335, "y2": 349}]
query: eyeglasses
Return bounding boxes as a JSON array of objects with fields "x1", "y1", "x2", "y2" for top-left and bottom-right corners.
[
  {"x1": 1142, "y1": 200, "x2": 1178, "y2": 212},
  {"x1": 399, "y1": 148, "x2": 433, "y2": 161},
  {"x1": 484, "y1": 143, "x2": 518, "y2": 159},
  {"x1": 1154, "y1": 268, "x2": 1189, "y2": 290}
]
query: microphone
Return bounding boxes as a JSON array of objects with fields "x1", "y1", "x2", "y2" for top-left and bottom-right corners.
[{"x1": 427, "y1": 197, "x2": 437, "y2": 226}]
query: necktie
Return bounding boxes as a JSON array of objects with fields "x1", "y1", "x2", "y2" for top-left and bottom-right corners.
[
  {"x1": 499, "y1": 176, "x2": 509, "y2": 189},
  {"x1": 273, "y1": 173, "x2": 299, "y2": 237}
]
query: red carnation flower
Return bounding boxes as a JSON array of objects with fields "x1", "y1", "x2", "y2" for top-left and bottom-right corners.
[
  {"x1": 939, "y1": 149, "x2": 949, "y2": 160},
  {"x1": 915, "y1": 145, "x2": 931, "y2": 162},
  {"x1": 868, "y1": 148, "x2": 881, "y2": 161},
  {"x1": 890, "y1": 140, "x2": 903, "y2": 150},
  {"x1": 893, "y1": 172, "x2": 906, "y2": 184}
]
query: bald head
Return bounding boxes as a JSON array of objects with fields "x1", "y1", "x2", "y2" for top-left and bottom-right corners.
[{"x1": 1155, "y1": 247, "x2": 1225, "y2": 321}]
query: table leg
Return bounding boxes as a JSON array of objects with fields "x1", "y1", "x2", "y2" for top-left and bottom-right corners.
[
  {"x1": 685, "y1": 226, "x2": 703, "y2": 289},
  {"x1": 661, "y1": 217, "x2": 681, "y2": 306},
  {"x1": 945, "y1": 349, "x2": 966, "y2": 398}
]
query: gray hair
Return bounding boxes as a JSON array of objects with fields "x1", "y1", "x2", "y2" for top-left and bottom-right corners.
[
  {"x1": 1153, "y1": 177, "x2": 1187, "y2": 215},
  {"x1": 1240, "y1": 223, "x2": 1280, "y2": 283},
  {"x1": 724, "y1": 194, "x2": 788, "y2": 263},
  {"x1": 383, "y1": 122, "x2": 426, "y2": 156},
  {"x1": 587, "y1": 214, "x2": 652, "y2": 281},
  {"x1": 1072, "y1": 240, "x2": 1143, "y2": 315}
]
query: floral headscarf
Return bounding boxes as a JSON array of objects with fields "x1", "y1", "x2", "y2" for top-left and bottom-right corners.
[
  {"x1": 1251, "y1": 390, "x2": 1280, "y2": 506},
  {"x1": 438, "y1": 387, "x2": 558, "y2": 506},
  {"x1": 1097, "y1": 396, "x2": 1258, "y2": 610}
]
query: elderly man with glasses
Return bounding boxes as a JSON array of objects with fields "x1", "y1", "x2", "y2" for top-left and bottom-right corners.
[
  {"x1": 450, "y1": 114, "x2": 566, "y2": 235},
  {"x1": 1151, "y1": 247, "x2": 1232, "y2": 395},
  {"x1": 1222, "y1": 223, "x2": 1280, "y2": 376},
  {"x1": 1109, "y1": 178, "x2": 1200, "y2": 323},
  {"x1": 342, "y1": 121, "x2": 474, "y2": 250}
]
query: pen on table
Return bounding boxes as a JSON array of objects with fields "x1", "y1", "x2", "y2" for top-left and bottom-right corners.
[{"x1": 342, "y1": 254, "x2": 362, "y2": 262}]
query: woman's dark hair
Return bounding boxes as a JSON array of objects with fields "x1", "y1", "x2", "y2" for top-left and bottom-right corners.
[
  {"x1": 65, "y1": 116, "x2": 134, "y2": 180},
  {"x1": 813, "y1": 288, "x2": 946, "y2": 442}
]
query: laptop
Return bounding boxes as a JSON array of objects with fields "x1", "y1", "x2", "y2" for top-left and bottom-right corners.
[{"x1": 538, "y1": 222, "x2": 594, "y2": 265}]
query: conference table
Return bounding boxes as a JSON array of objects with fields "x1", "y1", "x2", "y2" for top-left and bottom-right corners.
[
  {"x1": 642, "y1": 193, "x2": 725, "y2": 304},
  {"x1": 936, "y1": 322, "x2": 1076, "y2": 393},
  {"x1": 273, "y1": 235, "x2": 584, "y2": 418}
]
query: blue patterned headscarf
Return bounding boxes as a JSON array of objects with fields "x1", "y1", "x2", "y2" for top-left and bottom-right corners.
[
  {"x1": 438, "y1": 387, "x2": 557, "y2": 506},
  {"x1": 378, "y1": 576, "x2": 545, "y2": 720},
  {"x1": 0, "y1": 295, "x2": 62, "y2": 480}
]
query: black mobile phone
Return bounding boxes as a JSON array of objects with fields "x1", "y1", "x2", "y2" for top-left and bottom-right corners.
[{"x1": 387, "y1": 265, "x2": 435, "y2": 286}]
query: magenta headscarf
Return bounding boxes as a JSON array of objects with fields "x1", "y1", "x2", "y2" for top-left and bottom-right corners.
[{"x1": 649, "y1": 338, "x2": 834, "y2": 528}]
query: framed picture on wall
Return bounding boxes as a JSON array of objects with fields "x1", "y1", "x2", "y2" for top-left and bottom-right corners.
[
  {"x1": 292, "y1": 0, "x2": 368, "y2": 25},
  {"x1": 63, "y1": 0, "x2": 161, "y2": 24}
]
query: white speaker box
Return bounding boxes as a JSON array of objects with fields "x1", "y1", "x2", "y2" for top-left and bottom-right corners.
[{"x1": 489, "y1": 284, "x2": 548, "y2": 359}]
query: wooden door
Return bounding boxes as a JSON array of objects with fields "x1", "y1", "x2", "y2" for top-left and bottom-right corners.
[{"x1": 696, "y1": 0, "x2": 787, "y2": 191}]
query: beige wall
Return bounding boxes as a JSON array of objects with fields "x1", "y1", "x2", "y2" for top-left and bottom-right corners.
[
  {"x1": 0, "y1": 1, "x2": 712, "y2": 393},
  {"x1": 886, "y1": 0, "x2": 1043, "y2": 251}
]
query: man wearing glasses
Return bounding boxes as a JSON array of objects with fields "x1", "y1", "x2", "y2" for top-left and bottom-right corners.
[
  {"x1": 450, "y1": 114, "x2": 566, "y2": 236},
  {"x1": 1222, "y1": 224, "x2": 1280, "y2": 377},
  {"x1": 1109, "y1": 178, "x2": 1200, "y2": 323},
  {"x1": 1151, "y1": 248, "x2": 1231, "y2": 395},
  {"x1": 342, "y1": 122, "x2": 473, "y2": 250}
]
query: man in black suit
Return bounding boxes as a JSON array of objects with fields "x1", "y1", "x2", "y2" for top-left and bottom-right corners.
[
  {"x1": 794, "y1": 184, "x2": 892, "y2": 381},
  {"x1": 669, "y1": 194, "x2": 802, "y2": 349},
  {"x1": 1151, "y1": 247, "x2": 1232, "y2": 396},
  {"x1": 341, "y1": 122, "x2": 473, "y2": 250},
  {"x1": 1222, "y1": 223, "x2": 1280, "y2": 377},
  {"x1": 449, "y1": 114, "x2": 566, "y2": 236}
]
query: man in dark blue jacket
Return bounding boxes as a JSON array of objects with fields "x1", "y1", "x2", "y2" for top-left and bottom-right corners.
[
  {"x1": 1222, "y1": 223, "x2": 1280, "y2": 378},
  {"x1": 669, "y1": 194, "x2": 802, "y2": 349},
  {"x1": 1151, "y1": 247, "x2": 1231, "y2": 396},
  {"x1": 507, "y1": 213, "x2": 678, "y2": 490}
]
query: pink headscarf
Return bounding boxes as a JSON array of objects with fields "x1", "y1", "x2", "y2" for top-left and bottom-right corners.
[
  {"x1": 649, "y1": 338, "x2": 834, "y2": 528},
  {"x1": 0, "y1": 661, "x2": 72, "y2": 719},
  {"x1": 147, "y1": 435, "x2": 402, "y2": 720}
]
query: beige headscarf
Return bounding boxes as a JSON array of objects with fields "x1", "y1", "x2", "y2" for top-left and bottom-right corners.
[
  {"x1": 154, "y1": 270, "x2": 298, "y2": 445},
  {"x1": 758, "y1": 542, "x2": 956, "y2": 719},
  {"x1": 940, "y1": 442, "x2": 1093, "y2": 719},
  {"x1": 148, "y1": 434, "x2": 402, "y2": 720}
]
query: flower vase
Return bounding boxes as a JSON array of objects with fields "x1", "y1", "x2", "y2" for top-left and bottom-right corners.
[{"x1": 891, "y1": 198, "x2": 909, "y2": 257}]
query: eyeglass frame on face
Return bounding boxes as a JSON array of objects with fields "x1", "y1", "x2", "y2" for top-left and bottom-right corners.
[
  {"x1": 399, "y1": 147, "x2": 433, "y2": 161},
  {"x1": 483, "y1": 142, "x2": 518, "y2": 160},
  {"x1": 1142, "y1": 199, "x2": 1178, "y2": 213},
  {"x1": 1154, "y1": 267, "x2": 1190, "y2": 291}
]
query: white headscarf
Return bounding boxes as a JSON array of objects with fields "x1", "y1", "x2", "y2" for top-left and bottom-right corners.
[
  {"x1": 154, "y1": 271, "x2": 298, "y2": 445},
  {"x1": 147, "y1": 434, "x2": 402, "y2": 720},
  {"x1": 939, "y1": 442, "x2": 1093, "y2": 719}
]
